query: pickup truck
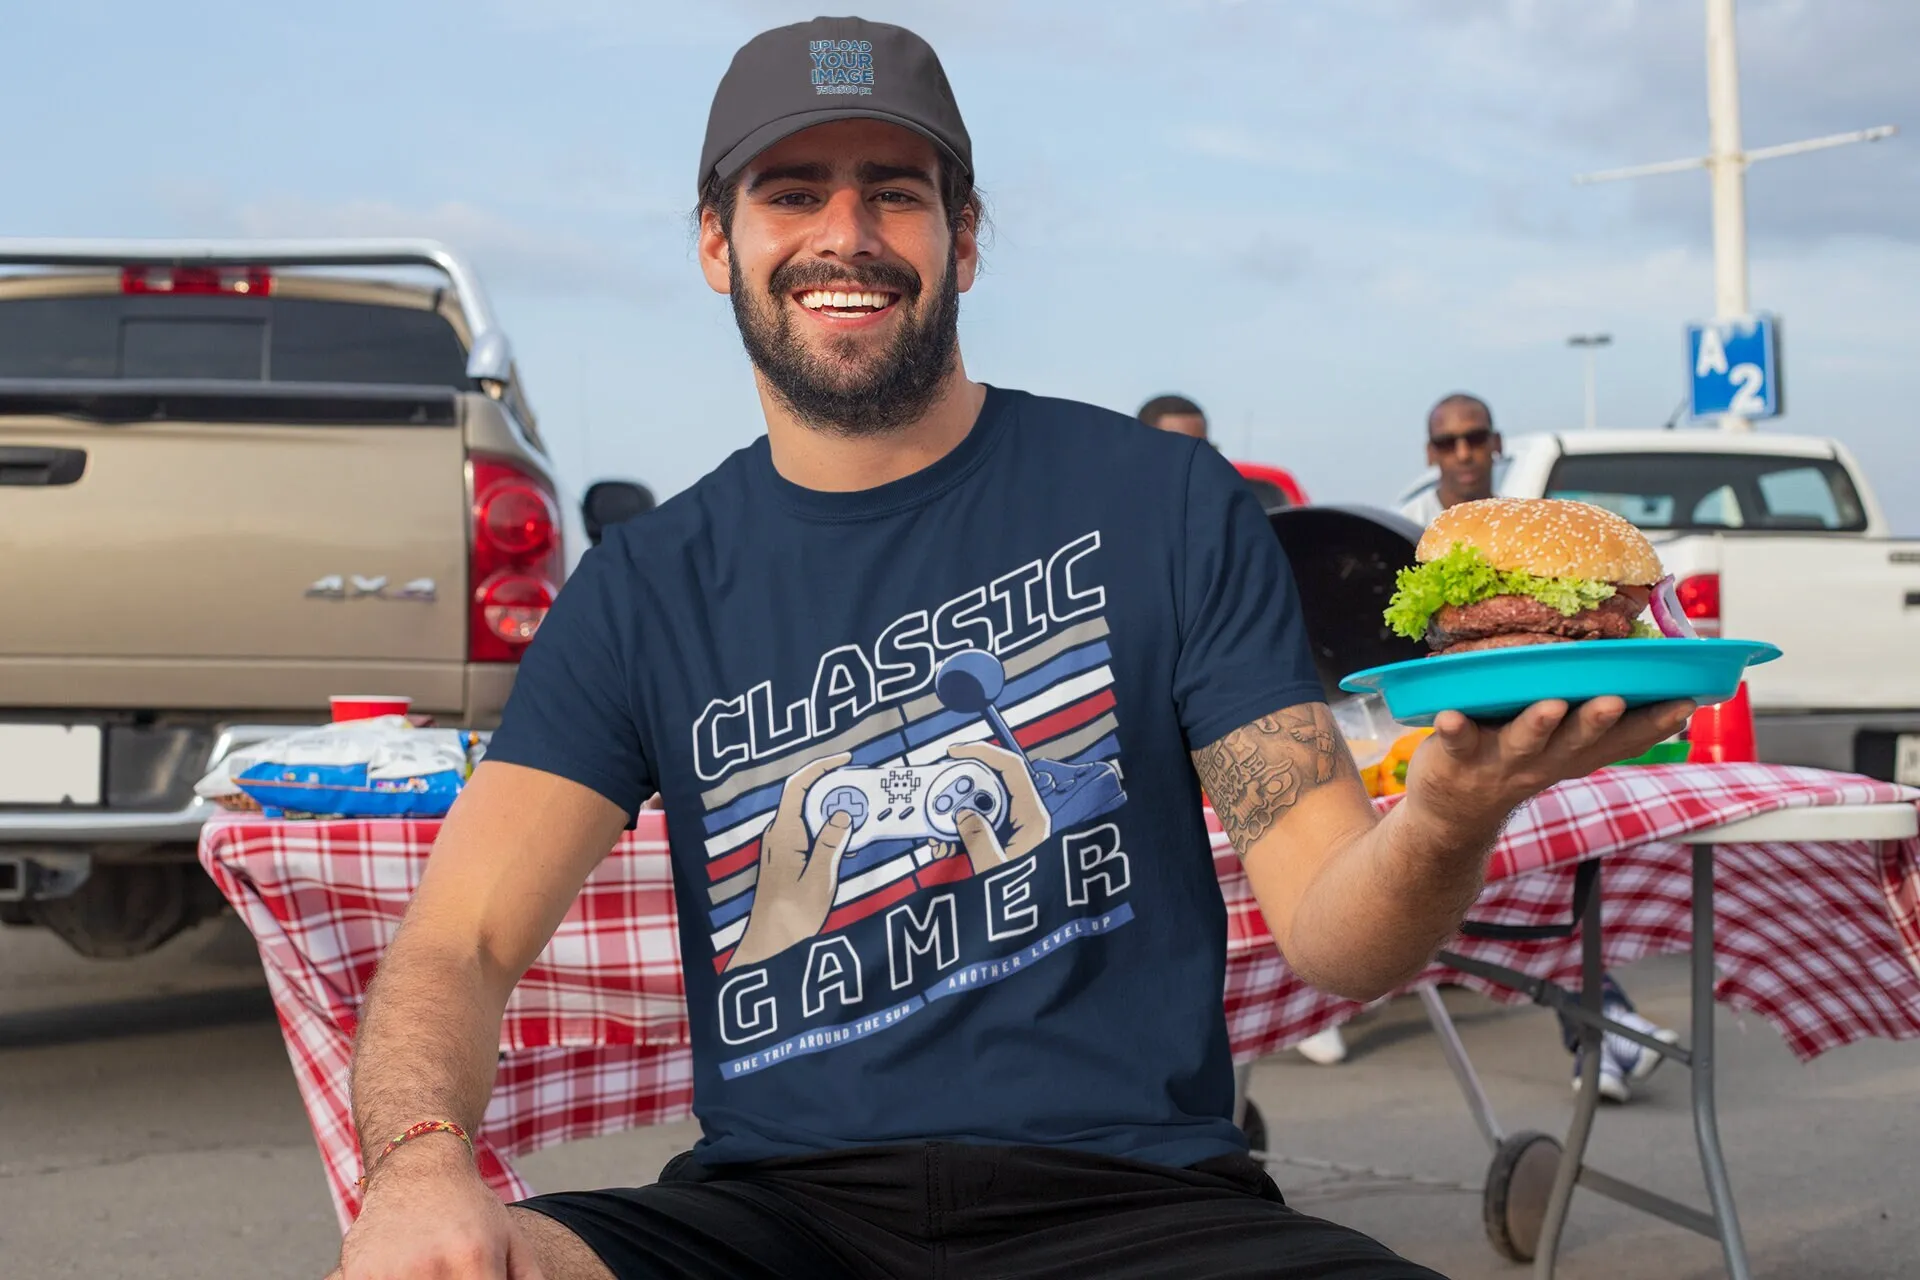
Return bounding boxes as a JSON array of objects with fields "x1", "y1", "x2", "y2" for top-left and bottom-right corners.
[
  {"x1": 0, "y1": 239, "x2": 648, "y2": 957},
  {"x1": 1395, "y1": 429, "x2": 1920, "y2": 785}
]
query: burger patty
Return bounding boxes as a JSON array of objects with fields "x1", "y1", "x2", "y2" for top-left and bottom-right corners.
[
  {"x1": 1436, "y1": 632, "x2": 1578, "y2": 655},
  {"x1": 1426, "y1": 585, "x2": 1650, "y2": 648}
]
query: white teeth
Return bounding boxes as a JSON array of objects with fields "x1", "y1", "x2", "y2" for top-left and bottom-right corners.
[{"x1": 797, "y1": 288, "x2": 896, "y2": 311}]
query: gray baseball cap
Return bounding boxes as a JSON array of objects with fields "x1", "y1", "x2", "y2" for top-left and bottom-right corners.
[{"x1": 698, "y1": 16, "x2": 973, "y2": 194}]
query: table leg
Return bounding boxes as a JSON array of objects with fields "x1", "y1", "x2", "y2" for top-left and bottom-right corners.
[
  {"x1": 1691, "y1": 843, "x2": 1752, "y2": 1280},
  {"x1": 1533, "y1": 858, "x2": 1606, "y2": 1280},
  {"x1": 1416, "y1": 983, "x2": 1504, "y2": 1153}
]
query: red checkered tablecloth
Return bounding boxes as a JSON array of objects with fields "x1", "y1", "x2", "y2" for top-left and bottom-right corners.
[{"x1": 200, "y1": 763, "x2": 1920, "y2": 1230}]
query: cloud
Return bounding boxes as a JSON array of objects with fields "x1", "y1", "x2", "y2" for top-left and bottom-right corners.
[
  {"x1": 1241, "y1": 234, "x2": 1312, "y2": 288},
  {"x1": 1179, "y1": 126, "x2": 1276, "y2": 166},
  {"x1": 152, "y1": 187, "x2": 663, "y2": 299},
  {"x1": 1174, "y1": 125, "x2": 1353, "y2": 177},
  {"x1": 483, "y1": 0, "x2": 1134, "y2": 56},
  {"x1": 1404, "y1": 0, "x2": 1920, "y2": 246}
]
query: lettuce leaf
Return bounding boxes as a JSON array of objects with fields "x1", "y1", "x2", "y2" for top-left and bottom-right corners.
[{"x1": 1383, "y1": 543, "x2": 1617, "y2": 640}]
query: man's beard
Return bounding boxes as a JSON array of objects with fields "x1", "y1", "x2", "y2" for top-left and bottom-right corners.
[{"x1": 729, "y1": 245, "x2": 961, "y2": 438}]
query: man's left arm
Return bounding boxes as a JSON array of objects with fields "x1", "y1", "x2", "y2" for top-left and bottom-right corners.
[
  {"x1": 1192, "y1": 696, "x2": 1692, "y2": 1002},
  {"x1": 1169, "y1": 438, "x2": 1690, "y2": 1000}
]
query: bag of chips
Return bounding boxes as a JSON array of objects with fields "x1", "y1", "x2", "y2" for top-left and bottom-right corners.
[{"x1": 196, "y1": 717, "x2": 484, "y2": 819}]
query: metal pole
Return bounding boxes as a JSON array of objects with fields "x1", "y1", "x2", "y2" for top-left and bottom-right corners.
[
  {"x1": 1567, "y1": 334, "x2": 1611, "y2": 431},
  {"x1": 1571, "y1": 2, "x2": 1889, "y2": 437},
  {"x1": 1533, "y1": 861, "x2": 1608, "y2": 1278},
  {"x1": 1583, "y1": 349, "x2": 1597, "y2": 431},
  {"x1": 1691, "y1": 843, "x2": 1753, "y2": 1278},
  {"x1": 1705, "y1": 0, "x2": 1753, "y2": 433},
  {"x1": 1415, "y1": 983, "x2": 1504, "y2": 1152}
]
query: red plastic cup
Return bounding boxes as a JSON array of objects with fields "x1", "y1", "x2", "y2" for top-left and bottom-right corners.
[
  {"x1": 1687, "y1": 681, "x2": 1756, "y2": 765},
  {"x1": 330, "y1": 695, "x2": 413, "y2": 723}
]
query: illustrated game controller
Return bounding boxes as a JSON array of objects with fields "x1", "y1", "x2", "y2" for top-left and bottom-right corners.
[
  {"x1": 803, "y1": 761, "x2": 1010, "y2": 852},
  {"x1": 934, "y1": 650, "x2": 1127, "y2": 831}
]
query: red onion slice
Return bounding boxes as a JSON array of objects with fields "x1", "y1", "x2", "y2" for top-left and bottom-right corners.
[{"x1": 1649, "y1": 574, "x2": 1699, "y2": 639}]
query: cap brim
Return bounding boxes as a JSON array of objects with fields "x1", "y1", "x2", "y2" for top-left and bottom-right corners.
[{"x1": 711, "y1": 107, "x2": 969, "y2": 188}]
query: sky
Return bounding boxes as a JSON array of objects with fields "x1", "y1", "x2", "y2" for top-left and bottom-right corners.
[{"x1": 7, "y1": 0, "x2": 1917, "y2": 530}]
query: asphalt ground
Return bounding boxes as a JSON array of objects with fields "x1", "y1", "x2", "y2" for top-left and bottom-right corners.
[{"x1": 2, "y1": 912, "x2": 1914, "y2": 1279}]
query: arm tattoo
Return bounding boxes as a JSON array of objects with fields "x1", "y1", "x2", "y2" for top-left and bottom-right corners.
[{"x1": 1191, "y1": 704, "x2": 1354, "y2": 852}]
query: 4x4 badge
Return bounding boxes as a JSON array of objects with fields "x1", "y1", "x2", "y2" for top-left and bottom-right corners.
[{"x1": 306, "y1": 575, "x2": 437, "y2": 602}]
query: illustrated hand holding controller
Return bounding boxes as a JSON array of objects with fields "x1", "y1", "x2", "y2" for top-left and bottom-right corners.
[
  {"x1": 802, "y1": 759, "x2": 1011, "y2": 852},
  {"x1": 730, "y1": 651, "x2": 1124, "y2": 969},
  {"x1": 802, "y1": 649, "x2": 1127, "y2": 842}
]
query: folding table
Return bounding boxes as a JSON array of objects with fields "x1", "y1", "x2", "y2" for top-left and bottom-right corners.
[{"x1": 1418, "y1": 800, "x2": 1920, "y2": 1279}]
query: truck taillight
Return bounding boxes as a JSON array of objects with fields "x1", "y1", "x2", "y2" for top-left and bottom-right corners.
[
  {"x1": 479, "y1": 480, "x2": 558, "y2": 559},
  {"x1": 1676, "y1": 573, "x2": 1721, "y2": 637},
  {"x1": 477, "y1": 572, "x2": 556, "y2": 646},
  {"x1": 121, "y1": 265, "x2": 272, "y2": 295},
  {"x1": 470, "y1": 458, "x2": 563, "y2": 662}
]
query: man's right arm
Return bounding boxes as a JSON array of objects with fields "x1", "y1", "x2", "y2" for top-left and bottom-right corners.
[{"x1": 335, "y1": 760, "x2": 630, "y2": 1277}]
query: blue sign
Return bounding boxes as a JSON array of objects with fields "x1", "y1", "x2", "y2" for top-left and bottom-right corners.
[{"x1": 1688, "y1": 314, "x2": 1782, "y2": 420}]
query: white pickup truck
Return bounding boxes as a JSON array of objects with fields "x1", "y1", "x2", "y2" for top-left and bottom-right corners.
[{"x1": 1394, "y1": 429, "x2": 1920, "y2": 785}]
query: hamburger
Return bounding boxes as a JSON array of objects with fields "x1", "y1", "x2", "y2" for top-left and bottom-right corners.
[{"x1": 1384, "y1": 498, "x2": 1665, "y2": 656}]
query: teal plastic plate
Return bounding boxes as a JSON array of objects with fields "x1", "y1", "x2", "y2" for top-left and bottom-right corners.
[{"x1": 1338, "y1": 638, "x2": 1782, "y2": 727}]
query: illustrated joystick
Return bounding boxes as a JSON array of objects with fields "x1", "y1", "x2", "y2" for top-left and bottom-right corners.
[
  {"x1": 933, "y1": 648, "x2": 1128, "y2": 830},
  {"x1": 935, "y1": 650, "x2": 1031, "y2": 770}
]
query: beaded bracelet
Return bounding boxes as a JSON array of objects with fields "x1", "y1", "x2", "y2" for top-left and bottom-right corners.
[{"x1": 355, "y1": 1119, "x2": 475, "y2": 1189}]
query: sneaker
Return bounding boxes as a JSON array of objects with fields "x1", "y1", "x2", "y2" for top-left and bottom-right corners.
[
  {"x1": 1295, "y1": 1025, "x2": 1348, "y2": 1065},
  {"x1": 1572, "y1": 1047, "x2": 1631, "y2": 1103},
  {"x1": 1606, "y1": 1007, "x2": 1681, "y2": 1082}
]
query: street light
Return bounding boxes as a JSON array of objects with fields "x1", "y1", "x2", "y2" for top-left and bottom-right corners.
[{"x1": 1567, "y1": 333, "x2": 1612, "y2": 430}]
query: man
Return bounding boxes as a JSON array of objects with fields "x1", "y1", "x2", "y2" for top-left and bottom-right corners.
[
  {"x1": 1398, "y1": 392, "x2": 1501, "y2": 525},
  {"x1": 1137, "y1": 393, "x2": 1210, "y2": 441},
  {"x1": 1400, "y1": 393, "x2": 1678, "y2": 1102},
  {"x1": 333, "y1": 20, "x2": 1688, "y2": 1279}
]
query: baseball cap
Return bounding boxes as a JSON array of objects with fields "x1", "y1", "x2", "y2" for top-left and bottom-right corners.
[{"x1": 698, "y1": 16, "x2": 973, "y2": 194}]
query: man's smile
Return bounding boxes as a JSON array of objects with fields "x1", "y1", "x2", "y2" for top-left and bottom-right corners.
[{"x1": 793, "y1": 286, "x2": 901, "y2": 325}]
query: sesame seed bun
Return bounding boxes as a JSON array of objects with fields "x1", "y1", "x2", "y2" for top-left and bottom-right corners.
[{"x1": 1415, "y1": 497, "x2": 1663, "y2": 585}]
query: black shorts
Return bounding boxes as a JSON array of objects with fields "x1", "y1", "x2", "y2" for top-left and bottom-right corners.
[{"x1": 515, "y1": 1142, "x2": 1448, "y2": 1280}]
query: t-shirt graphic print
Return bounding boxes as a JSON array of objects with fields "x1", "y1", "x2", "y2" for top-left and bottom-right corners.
[{"x1": 694, "y1": 533, "x2": 1132, "y2": 1079}]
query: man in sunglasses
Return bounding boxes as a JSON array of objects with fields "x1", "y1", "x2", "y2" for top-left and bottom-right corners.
[{"x1": 1399, "y1": 393, "x2": 1501, "y2": 525}]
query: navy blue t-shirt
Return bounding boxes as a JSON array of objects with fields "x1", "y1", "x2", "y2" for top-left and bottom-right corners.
[{"x1": 484, "y1": 386, "x2": 1323, "y2": 1168}]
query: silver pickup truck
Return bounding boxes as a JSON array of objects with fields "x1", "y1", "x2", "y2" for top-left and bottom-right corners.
[{"x1": 0, "y1": 240, "x2": 650, "y2": 956}]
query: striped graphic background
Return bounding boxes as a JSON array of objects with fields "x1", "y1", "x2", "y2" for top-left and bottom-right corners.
[{"x1": 700, "y1": 618, "x2": 1120, "y2": 971}]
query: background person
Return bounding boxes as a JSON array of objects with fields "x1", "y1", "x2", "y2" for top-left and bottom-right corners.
[
  {"x1": 1136, "y1": 392, "x2": 1210, "y2": 441},
  {"x1": 1402, "y1": 391, "x2": 1678, "y2": 1102}
]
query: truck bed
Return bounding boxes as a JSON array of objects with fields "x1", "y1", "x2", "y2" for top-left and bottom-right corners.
[{"x1": 1718, "y1": 535, "x2": 1920, "y2": 711}]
